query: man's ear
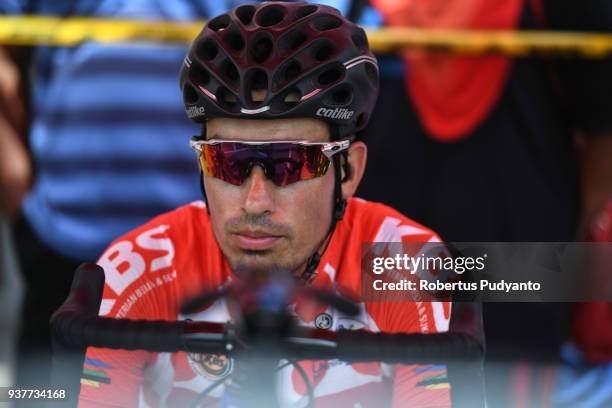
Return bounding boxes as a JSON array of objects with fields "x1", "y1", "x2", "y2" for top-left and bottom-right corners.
[{"x1": 340, "y1": 141, "x2": 367, "y2": 199}]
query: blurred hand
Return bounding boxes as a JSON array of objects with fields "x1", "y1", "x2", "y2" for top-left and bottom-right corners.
[{"x1": 0, "y1": 47, "x2": 30, "y2": 220}]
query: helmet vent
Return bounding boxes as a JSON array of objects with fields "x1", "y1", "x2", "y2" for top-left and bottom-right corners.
[
  {"x1": 280, "y1": 30, "x2": 308, "y2": 52},
  {"x1": 236, "y1": 5, "x2": 256, "y2": 26},
  {"x1": 351, "y1": 31, "x2": 368, "y2": 50},
  {"x1": 251, "y1": 34, "x2": 273, "y2": 63},
  {"x1": 327, "y1": 85, "x2": 353, "y2": 106},
  {"x1": 199, "y1": 39, "x2": 218, "y2": 61},
  {"x1": 251, "y1": 70, "x2": 268, "y2": 90},
  {"x1": 183, "y1": 84, "x2": 199, "y2": 104},
  {"x1": 292, "y1": 5, "x2": 318, "y2": 21},
  {"x1": 256, "y1": 5, "x2": 285, "y2": 27},
  {"x1": 270, "y1": 87, "x2": 301, "y2": 112},
  {"x1": 290, "y1": 31, "x2": 308, "y2": 50},
  {"x1": 208, "y1": 14, "x2": 231, "y2": 32},
  {"x1": 218, "y1": 87, "x2": 238, "y2": 110},
  {"x1": 283, "y1": 87, "x2": 301, "y2": 109},
  {"x1": 284, "y1": 61, "x2": 302, "y2": 82},
  {"x1": 312, "y1": 16, "x2": 342, "y2": 31},
  {"x1": 313, "y1": 42, "x2": 335, "y2": 61},
  {"x1": 223, "y1": 60, "x2": 239, "y2": 82},
  {"x1": 318, "y1": 65, "x2": 343, "y2": 86},
  {"x1": 190, "y1": 62, "x2": 211, "y2": 87},
  {"x1": 247, "y1": 69, "x2": 269, "y2": 105},
  {"x1": 225, "y1": 31, "x2": 245, "y2": 52}
]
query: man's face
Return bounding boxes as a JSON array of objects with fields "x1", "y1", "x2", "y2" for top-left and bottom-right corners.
[{"x1": 204, "y1": 117, "x2": 335, "y2": 276}]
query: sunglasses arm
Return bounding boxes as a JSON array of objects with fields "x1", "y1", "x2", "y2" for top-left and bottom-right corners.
[{"x1": 321, "y1": 140, "x2": 350, "y2": 158}]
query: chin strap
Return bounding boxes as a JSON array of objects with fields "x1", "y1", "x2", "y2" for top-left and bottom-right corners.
[
  {"x1": 200, "y1": 171, "x2": 211, "y2": 215},
  {"x1": 299, "y1": 151, "x2": 348, "y2": 283}
]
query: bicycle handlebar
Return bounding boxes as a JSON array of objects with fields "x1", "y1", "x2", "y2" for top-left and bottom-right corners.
[
  {"x1": 51, "y1": 263, "x2": 484, "y2": 363},
  {"x1": 50, "y1": 263, "x2": 486, "y2": 408}
]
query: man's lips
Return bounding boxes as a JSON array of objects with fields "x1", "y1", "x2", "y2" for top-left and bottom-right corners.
[{"x1": 231, "y1": 231, "x2": 282, "y2": 251}]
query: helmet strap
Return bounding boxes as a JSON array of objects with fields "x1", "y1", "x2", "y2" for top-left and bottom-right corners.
[
  {"x1": 300, "y1": 146, "x2": 348, "y2": 283},
  {"x1": 199, "y1": 171, "x2": 211, "y2": 215}
]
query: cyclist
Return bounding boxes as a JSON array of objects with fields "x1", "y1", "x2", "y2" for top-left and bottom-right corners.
[{"x1": 79, "y1": 3, "x2": 452, "y2": 407}]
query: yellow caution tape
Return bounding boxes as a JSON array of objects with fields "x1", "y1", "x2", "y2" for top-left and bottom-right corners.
[
  {"x1": 0, "y1": 16, "x2": 202, "y2": 46},
  {"x1": 1, "y1": 16, "x2": 612, "y2": 58},
  {"x1": 368, "y1": 27, "x2": 612, "y2": 58}
]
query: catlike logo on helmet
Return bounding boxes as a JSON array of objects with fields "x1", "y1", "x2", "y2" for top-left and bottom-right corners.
[
  {"x1": 187, "y1": 106, "x2": 205, "y2": 118},
  {"x1": 316, "y1": 107, "x2": 354, "y2": 120}
]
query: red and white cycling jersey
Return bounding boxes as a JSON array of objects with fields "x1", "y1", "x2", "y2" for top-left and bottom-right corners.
[{"x1": 79, "y1": 198, "x2": 452, "y2": 408}]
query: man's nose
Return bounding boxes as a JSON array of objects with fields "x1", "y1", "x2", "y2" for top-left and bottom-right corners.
[{"x1": 242, "y1": 165, "x2": 275, "y2": 215}]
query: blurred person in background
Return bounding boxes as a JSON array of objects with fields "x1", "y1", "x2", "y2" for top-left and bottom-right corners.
[
  {"x1": 0, "y1": 46, "x2": 26, "y2": 388},
  {"x1": 0, "y1": 208, "x2": 24, "y2": 389},
  {"x1": 357, "y1": 0, "x2": 612, "y2": 406},
  {"x1": 0, "y1": 47, "x2": 30, "y2": 220}
]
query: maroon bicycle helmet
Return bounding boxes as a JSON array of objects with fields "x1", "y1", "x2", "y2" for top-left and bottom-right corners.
[{"x1": 179, "y1": 1, "x2": 379, "y2": 139}]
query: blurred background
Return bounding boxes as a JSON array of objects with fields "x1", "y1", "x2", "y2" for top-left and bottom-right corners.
[{"x1": 0, "y1": 0, "x2": 611, "y2": 407}]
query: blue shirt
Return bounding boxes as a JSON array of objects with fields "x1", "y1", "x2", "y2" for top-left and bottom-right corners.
[{"x1": 2, "y1": 0, "x2": 213, "y2": 260}]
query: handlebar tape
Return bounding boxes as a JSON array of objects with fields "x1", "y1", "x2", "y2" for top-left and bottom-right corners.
[
  {"x1": 50, "y1": 263, "x2": 186, "y2": 352},
  {"x1": 335, "y1": 331, "x2": 484, "y2": 364}
]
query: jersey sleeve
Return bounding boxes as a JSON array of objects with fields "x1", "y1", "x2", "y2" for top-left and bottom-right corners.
[
  {"x1": 365, "y1": 201, "x2": 451, "y2": 334},
  {"x1": 364, "y1": 202, "x2": 452, "y2": 408},
  {"x1": 78, "y1": 217, "x2": 181, "y2": 407}
]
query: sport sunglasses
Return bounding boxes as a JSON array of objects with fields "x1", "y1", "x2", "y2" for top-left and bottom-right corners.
[{"x1": 190, "y1": 138, "x2": 350, "y2": 187}]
